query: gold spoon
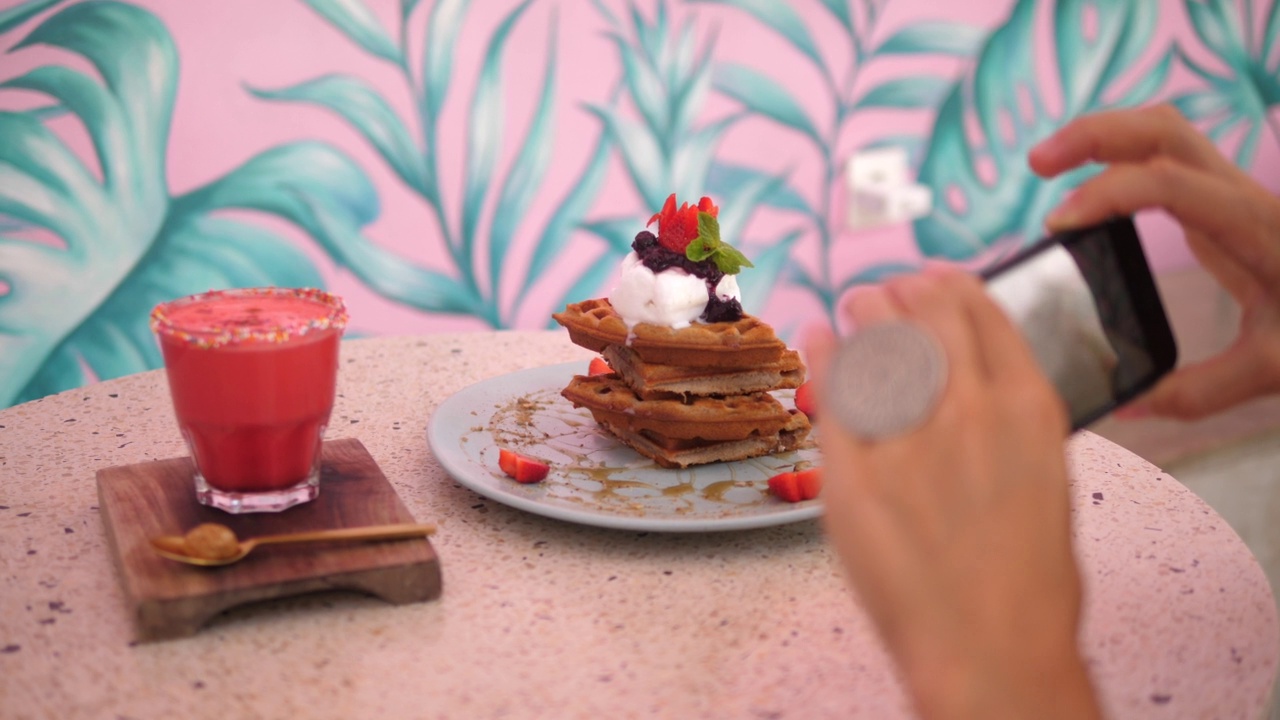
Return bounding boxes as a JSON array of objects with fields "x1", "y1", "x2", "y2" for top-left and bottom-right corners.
[{"x1": 150, "y1": 522, "x2": 437, "y2": 567}]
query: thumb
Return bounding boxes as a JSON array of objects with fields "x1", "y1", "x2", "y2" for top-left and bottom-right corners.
[
  {"x1": 803, "y1": 324, "x2": 838, "y2": 403},
  {"x1": 1121, "y1": 348, "x2": 1274, "y2": 421}
]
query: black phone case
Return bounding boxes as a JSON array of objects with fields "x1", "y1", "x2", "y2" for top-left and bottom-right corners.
[{"x1": 981, "y1": 216, "x2": 1178, "y2": 429}]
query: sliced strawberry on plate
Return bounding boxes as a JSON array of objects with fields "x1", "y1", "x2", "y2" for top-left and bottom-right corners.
[
  {"x1": 588, "y1": 357, "x2": 612, "y2": 375},
  {"x1": 498, "y1": 448, "x2": 550, "y2": 484},
  {"x1": 794, "y1": 381, "x2": 816, "y2": 419},
  {"x1": 768, "y1": 471, "x2": 803, "y2": 502},
  {"x1": 795, "y1": 467, "x2": 822, "y2": 499},
  {"x1": 768, "y1": 467, "x2": 822, "y2": 502},
  {"x1": 498, "y1": 448, "x2": 518, "y2": 476}
]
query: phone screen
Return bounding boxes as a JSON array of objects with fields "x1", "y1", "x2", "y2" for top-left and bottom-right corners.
[{"x1": 980, "y1": 217, "x2": 1177, "y2": 429}]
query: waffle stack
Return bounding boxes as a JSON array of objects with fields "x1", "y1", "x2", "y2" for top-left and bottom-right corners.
[{"x1": 553, "y1": 298, "x2": 811, "y2": 468}]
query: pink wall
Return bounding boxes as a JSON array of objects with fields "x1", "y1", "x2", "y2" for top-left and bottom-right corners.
[{"x1": 1, "y1": 0, "x2": 1277, "y2": 404}]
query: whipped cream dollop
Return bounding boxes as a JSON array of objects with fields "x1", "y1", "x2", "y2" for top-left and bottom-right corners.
[{"x1": 609, "y1": 252, "x2": 741, "y2": 329}]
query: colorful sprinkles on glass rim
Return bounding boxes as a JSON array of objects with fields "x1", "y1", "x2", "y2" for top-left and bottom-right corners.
[{"x1": 150, "y1": 287, "x2": 348, "y2": 350}]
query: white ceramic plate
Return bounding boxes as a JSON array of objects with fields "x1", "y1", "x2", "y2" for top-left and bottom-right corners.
[{"x1": 427, "y1": 362, "x2": 822, "y2": 532}]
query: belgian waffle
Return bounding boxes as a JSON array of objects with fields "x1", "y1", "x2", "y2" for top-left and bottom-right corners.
[
  {"x1": 602, "y1": 345, "x2": 805, "y2": 399},
  {"x1": 561, "y1": 374, "x2": 796, "y2": 441},
  {"x1": 591, "y1": 408, "x2": 812, "y2": 469},
  {"x1": 553, "y1": 298, "x2": 785, "y2": 369}
]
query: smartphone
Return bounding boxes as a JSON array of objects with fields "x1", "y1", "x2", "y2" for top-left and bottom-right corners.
[{"x1": 979, "y1": 216, "x2": 1178, "y2": 430}]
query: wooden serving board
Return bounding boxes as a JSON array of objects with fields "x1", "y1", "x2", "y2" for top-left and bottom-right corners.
[{"x1": 97, "y1": 438, "x2": 442, "y2": 642}]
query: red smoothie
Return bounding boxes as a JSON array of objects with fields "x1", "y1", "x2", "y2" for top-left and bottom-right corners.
[{"x1": 151, "y1": 288, "x2": 347, "y2": 508}]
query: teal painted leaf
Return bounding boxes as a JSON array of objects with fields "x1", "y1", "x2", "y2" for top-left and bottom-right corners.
[
  {"x1": 400, "y1": 0, "x2": 422, "y2": 22},
  {"x1": 26, "y1": 103, "x2": 65, "y2": 120},
  {"x1": 0, "y1": 112, "x2": 104, "y2": 234},
  {"x1": 1, "y1": 1, "x2": 178, "y2": 406},
  {"x1": 423, "y1": 0, "x2": 469, "y2": 126},
  {"x1": 713, "y1": 63, "x2": 822, "y2": 146},
  {"x1": 873, "y1": 21, "x2": 987, "y2": 57},
  {"x1": 172, "y1": 140, "x2": 478, "y2": 314},
  {"x1": 1171, "y1": 0, "x2": 1279, "y2": 168},
  {"x1": 301, "y1": 0, "x2": 402, "y2": 64},
  {"x1": 706, "y1": 162, "x2": 812, "y2": 217},
  {"x1": 610, "y1": 30, "x2": 667, "y2": 143},
  {"x1": 461, "y1": 0, "x2": 534, "y2": 259},
  {"x1": 248, "y1": 74, "x2": 427, "y2": 194},
  {"x1": 1185, "y1": 0, "x2": 1248, "y2": 68},
  {"x1": 0, "y1": 0, "x2": 64, "y2": 35},
  {"x1": 544, "y1": 250, "x2": 625, "y2": 329},
  {"x1": 582, "y1": 217, "x2": 644, "y2": 254},
  {"x1": 652, "y1": 1, "x2": 670, "y2": 59},
  {"x1": 520, "y1": 127, "x2": 612, "y2": 304},
  {"x1": 735, "y1": 229, "x2": 801, "y2": 316},
  {"x1": 668, "y1": 25, "x2": 711, "y2": 141},
  {"x1": 1265, "y1": 0, "x2": 1280, "y2": 63},
  {"x1": 816, "y1": 0, "x2": 856, "y2": 39},
  {"x1": 860, "y1": 134, "x2": 927, "y2": 166},
  {"x1": 836, "y1": 262, "x2": 918, "y2": 297},
  {"x1": 1175, "y1": 88, "x2": 1234, "y2": 118},
  {"x1": 298, "y1": 194, "x2": 480, "y2": 315},
  {"x1": 489, "y1": 17, "x2": 558, "y2": 322},
  {"x1": 0, "y1": 2, "x2": 426, "y2": 406},
  {"x1": 786, "y1": 262, "x2": 829, "y2": 309},
  {"x1": 592, "y1": 0, "x2": 619, "y2": 28},
  {"x1": 666, "y1": 20, "x2": 697, "y2": 94},
  {"x1": 1117, "y1": 47, "x2": 1175, "y2": 107},
  {"x1": 786, "y1": 260, "x2": 917, "y2": 315},
  {"x1": 629, "y1": 3, "x2": 660, "y2": 67},
  {"x1": 0, "y1": 215, "x2": 31, "y2": 233},
  {"x1": 1, "y1": 66, "x2": 130, "y2": 191},
  {"x1": 14, "y1": 1, "x2": 177, "y2": 201},
  {"x1": 586, "y1": 104, "x2": 664, "y2": 210},
  {"x1": 172, "y1": 141, "x2": 379, "y2": 227},
  {"x1": 853, "y1": 76, "x2": 952, "y2": 110},
  {"x1": 671, "y1": 112, "x2": 741, "y2": 203},
  {"x1": 859, "y1": 0, "x2": 880, "y2": 26},
  {"x1": 13, "y1": 215, "x2": 326, "y2": 405},
  {"x1": 688, "y1": 0, "x2": 825, "y2": 73},
  {"x1": 1055, "y1": 0, "x2": 1156, "y2": 113},
  {"x1": 714, "y1": 168, "x2": 785, "y2": 249},
  {"x1": 914, "y1": 0, "x2": 1165, "y2": 261}
]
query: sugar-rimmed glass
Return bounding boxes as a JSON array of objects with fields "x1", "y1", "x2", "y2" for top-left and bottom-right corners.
[{"x1": 150, "y1": 287, "x2": 348, "y2": 513}]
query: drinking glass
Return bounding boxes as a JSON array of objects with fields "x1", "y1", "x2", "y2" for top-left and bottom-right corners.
[{"x1": 150, "y1": 287, "x2": 348, "y2": 513}]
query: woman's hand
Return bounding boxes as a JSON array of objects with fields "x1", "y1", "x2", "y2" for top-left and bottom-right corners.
[
  {"x1": 1029, "y1": 104, "x2": 1280, "y2": 419},
  {"x1": 808, "y1": 268, "x2": 1100, "y2": 720}
]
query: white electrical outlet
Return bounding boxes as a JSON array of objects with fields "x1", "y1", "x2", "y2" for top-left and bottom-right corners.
[{"x1": 846, "y1": 148, "x2": 932, "y2": 229}]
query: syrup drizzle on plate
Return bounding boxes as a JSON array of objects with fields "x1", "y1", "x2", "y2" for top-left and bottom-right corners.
[{"x1": 432, "y1": 363, "x2": 822, "y2": 532}]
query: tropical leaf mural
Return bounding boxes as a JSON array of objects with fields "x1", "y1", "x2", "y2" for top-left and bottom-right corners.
[
  {"x1": 1172, "y1": 0, "x2": 1280, "y2": 167},
  {"x1": 691, "y1": 0, "x2": 987, "y2": 322},
  {"x1": 0, "y1": 0, "x2": 1236, "y2": 407},
  {"x1": 577, "y1": 1, "x2": 801, "y2": 319},
  {"x1": 259, "y1": 0, "x2": 804, "y2": 328},
  {"x1": 913, "y1": 0, "x2": 1172, "y2": 262},
  {"x1": 0, "y1": 1, "x2": 397, "y2": 407},
  {"x1": 253, "y1": 0, "x2": 601, "y2": 328}
]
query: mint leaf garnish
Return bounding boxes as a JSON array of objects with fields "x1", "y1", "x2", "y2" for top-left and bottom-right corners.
[
  {"x1": 688, "y1": 210, "x2": 753, "y2": 274},
  {"x1": 712, "y1": 245, "x2": 754, "y2": 274},
  {"x1": 697, "y1": 212, "x2": 721, "y2": 248},
  {"x1": 685, "y1": 235, "x2": 714, "y2": 262}
]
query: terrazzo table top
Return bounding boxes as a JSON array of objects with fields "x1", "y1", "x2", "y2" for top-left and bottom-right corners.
[{"x1": 1, "y1": 332, "x2": 1276, "y2": 719}]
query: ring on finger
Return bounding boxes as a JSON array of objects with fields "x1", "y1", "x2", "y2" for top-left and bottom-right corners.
[{"x1": 824, "y1": 321, "x2": 949, "y2": 441}]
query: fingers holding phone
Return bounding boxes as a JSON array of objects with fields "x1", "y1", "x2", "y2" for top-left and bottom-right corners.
[
  {"x1": 1030, "y1": 104, "x2": 1280, "y2": 419},
  {"x1": 810, "y1": 271, "x2": 1092, "y2": 719}
]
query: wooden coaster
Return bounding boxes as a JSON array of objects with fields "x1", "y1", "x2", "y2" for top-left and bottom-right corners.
[{"x1": 96, "y1": 438, "x2": 442, "y2": 642}]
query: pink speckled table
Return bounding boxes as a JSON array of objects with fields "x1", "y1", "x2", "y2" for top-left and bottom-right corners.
[{"x1": 1, "y1": 332, "x2": 1276, "y2": 719}]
